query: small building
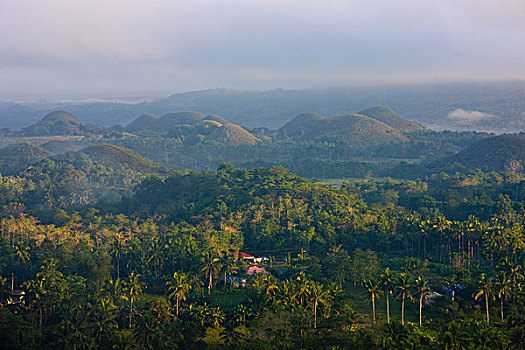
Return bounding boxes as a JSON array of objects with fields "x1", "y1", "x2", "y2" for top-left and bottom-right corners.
[
  {"x1": 237, "y1": 252, "x2": 255, "y2": 259},
  {"x1": 8, "y1": 274, "x2": 25, "y2": 305},
  {"x1": 245, "y1": 266, "x2": 270, "y2": 276}
]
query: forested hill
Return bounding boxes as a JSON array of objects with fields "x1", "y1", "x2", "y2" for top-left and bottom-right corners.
[
  {"x1": 19, "y1": 110, "x2": 104, "y2": 136},
  {"x1": 453, "y1": 134, "x2": 525, "y2": 172}
]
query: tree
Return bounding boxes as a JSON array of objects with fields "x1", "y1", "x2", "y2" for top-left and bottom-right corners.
[
  {"x1": 219, "y1": 323, "x2": 248, "y2": 346},
  {"x1": 414, "y1": 276, "x2": 432, "y2": 327},
  {"x1": 380, "y1": 268, "x2": 394, "y2": 324},
  {"x1": 124, "y1": 272, "x2": 144, "y2": 328},
  {"x1": 293, "y1": 271, "x2": 311, "y2": 307},
  {"x1": 166, "y1": 272, "x2": 192, "y2": 317},
  {"x1": 494, "y1": 271, "x2": 511, "y2": 323},
  {"x1": 25, "y1": 259, "x2": 64, "y2": 331},
  {"x1": 474, "y1": 273, "x2": 494, "y2": 326},
  {"x1": 364, "y1": 279, "x2": 382, "y2": 324},
  {"x1": 201, "y1": 252, "x2": 220, "y2": 294},
  {"x1": 89, "y1": 298, "x2": 118, "y2": 344},
  {"x1": 395, "y1": 272, "x2": 413, "y2": 325},
  {"x1": 309, "y1": 282, "x2": 330, "y2": 329},
  {"x1": 218, "y1": 253, "x2": 235, "y2": 288}
]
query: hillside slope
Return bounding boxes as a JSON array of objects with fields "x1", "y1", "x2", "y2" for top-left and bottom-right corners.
[
  {"x1": 20, "y1": 110, "x2": 104, "y2": 136},
  {"x1": 357, "y1": 106, "x2": 423, "y2": 132},
  {"x1": 279, "y1": 112, "x2": 407, "y2": 145},
  {"x1": 0, "y1": 143, "x2": 52, "y2": 175},
  {"x1": 453, "y1": 134, "x2": 525, "y2": 172}
]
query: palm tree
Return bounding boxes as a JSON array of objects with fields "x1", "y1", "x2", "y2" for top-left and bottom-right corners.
[
  {"x1": 166, "y1": 272, "x2": 192, "y2": 317},
  {"x1": 474, "y1": 273, "x2": 494, "y2": 326},
  {"x1": 218, "y1": 253, "x2": 235, "y2": 288},
  {"x1": 90, "y1": 298, "x2": 118, "y2": 343},
  {"x1": 395, "y1": 272, "x2": 413, "y2": 325},
  {"x1": 309, "y1": 282, "x2": 330, "y2": 329},
  {"x1": 494, "y1": 271, "x2": 511, "y2": 323},
  {"x1": 57, "y1": 307, "x2": 93, "y2": 350},
  {"x1": 219, "y1": 323, "x2": 248, "y2": 346},
  {"x1": 104, "y1": 277, "x2": 124, "y2": 303},
  {"x1": 380, "y1": 268, "x2": 394, "y2": 324},
  {"x1": 201, "y1": 252, "x2": 220, "y2": 294},
  {"x1": 364, "y1": 279, "x2": 382, "y2": 324},
  {"x1": 414, "y1": 276, "x2": 432, "y2": 327},
  {"x1": 294, "y1": 271, "x2": 311, "y2": 307},
  {"x1": 146, "y1": 238, "x2": 163, "y2": 280},
  {"x1": 124, "y1": 272, "x2": 144, "y2": 328},
  {"x1": 262, "y1": 275, "x2": 279, "y2": 299}
]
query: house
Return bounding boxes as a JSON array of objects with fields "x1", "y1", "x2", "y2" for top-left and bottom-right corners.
[
  {"x1": 8, "y1": 274, "x2": 25, "y2": 305},
  {"x1": 237, "y1": 252, "x2": 254, "y2": 259},
  {"x1": 245, "y1": 266, "x2": 269, "y2": 276}
]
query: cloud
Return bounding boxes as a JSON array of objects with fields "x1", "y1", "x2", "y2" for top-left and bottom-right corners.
[
  {"x1": 446, "y1": 109, "x2": 495, "y2": 124},
  {"x1": 0, "y1": 0, "x2": 524, "y2": 98}
]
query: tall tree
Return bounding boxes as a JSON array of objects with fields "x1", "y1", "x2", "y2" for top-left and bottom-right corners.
[
  {"x1": 364, "y1": 279, "x2": 382, "y2": 324},
  {"x1": 309, "y1": 282, "x2": 330, "y2": 329},
  {"x1": 380, "y1": 268, "x2": 394, "y2": 324},
  {"x1": 474, "y1": 273, "x2": 494, "y2": 326},
  {"x1": 414, "y1": 276, "x2": 432, "y2": 327},
  {"x1": 494, "y1": 271, "x2": 511, "y2": 323},
  {"x1": 201, "y1": 252, "x2": 220, "y2": 294},
  {"x1": 124, "y1": 272, "x2": 144, "y2": 328},
  {"x1": 395, "y1": 272, "x2": 413, "y2": 325},
  {"x1": 166, "y1": 272, "x2": 192, "y2": 317}
]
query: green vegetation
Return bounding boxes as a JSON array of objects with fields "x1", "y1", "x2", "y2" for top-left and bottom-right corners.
[
  {"x1": 0, "y1": 107, "x2": 524, "y2": 348},
  {"x1": 19, "y1": 110, "x2": 104, "y2": 136}
]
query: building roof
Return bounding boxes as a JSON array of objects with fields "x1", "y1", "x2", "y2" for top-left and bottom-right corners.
[{"x1": 245, "y1": 266, "x2": 269, "y2": 276}]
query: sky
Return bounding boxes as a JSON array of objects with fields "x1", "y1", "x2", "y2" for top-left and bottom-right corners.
[{"x1": 1, "y1": 0, "x2": 524, "y2": 99}]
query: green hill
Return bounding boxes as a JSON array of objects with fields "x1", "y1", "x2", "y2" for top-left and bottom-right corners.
[
  {"x1": 357, "y1": 106, "x2": 423, "y2": 132},
  {"x1": 207, "y1": 123, "x2": 260, "y2": 146},
  {"x1": 0, "y1": 142, "x2": 52, "y2": 175},
  {"x1": 279, "y1": 112, "x2": 407, "y2": 145},
  {"x1": 125, "y1": 114, "x2": 159, "y2": 132},
  {"x1": 453, "y1": 134, "x2": 525, "y2": 172},
  {"x1": 20, "y1": 110, "x2": 104, "y2": 136},
  {"x1": 278, "y1": 112, "x2": 324, "y2": 137},
  {"x1": 79, "y1": 144, "x2": 164, "y2": 173}
]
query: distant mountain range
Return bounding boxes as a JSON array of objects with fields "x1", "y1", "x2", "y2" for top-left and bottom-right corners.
[{"x1": 1, "y1": 81, "x2": 524, "y2": 132}]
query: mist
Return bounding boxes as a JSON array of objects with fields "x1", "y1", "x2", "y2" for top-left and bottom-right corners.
[{"x1": 1, "y1": 0, "x2": 524, "y2": 99}]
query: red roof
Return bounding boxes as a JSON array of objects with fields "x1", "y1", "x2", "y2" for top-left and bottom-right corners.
[{"x1": 237, "y1": 252, "x2": 254, "y2": 258}]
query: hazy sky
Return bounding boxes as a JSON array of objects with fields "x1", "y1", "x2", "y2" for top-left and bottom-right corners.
[{"x1": 1, "y1": 0, "x2": 524, "y2": 99}]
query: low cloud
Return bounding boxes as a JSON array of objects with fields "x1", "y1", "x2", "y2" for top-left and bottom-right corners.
[{"x1": 446, "y1": 109, "x2": 495, "y2": 124}]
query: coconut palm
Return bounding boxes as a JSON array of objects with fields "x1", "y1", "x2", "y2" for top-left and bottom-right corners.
[
  {"x1": 90, "y1": 298, "x2": 118, "y2": 343},
  {"x1": 294, "y1": 271, "x2": 311, "y2": 307},
  {"x1": 219, "y1": 323, "x2": 248, "y2": 346},
  {"x1": 123, "y1": 272, "x2": 144, "y2": 328},
  {"x1": 395, "y1": 272, "x2": 413, "y2": 325},
  {"x1": 380, "y1": 268, "x2": 394, "y2": 324},
  {"x1": 166, "y1": 272, "x2": 192, "y2": 317},
  {"x1": 414, "y1": 276, "x2": 432, "y2": 327},
  {"x1": 364, "y1": 279, "x2": 382, "y2": 324},
  {"x1": 263, "y1": 275, "x2": 279, "y2": 298},
  {"x1": 309, "y1": 282, "x2": 330, "y2": 329},
  {"x1": 474, "y1": 273, "x2": 494, "y2": 326},
  {"x1": 218, "y1": 253, "x2": 235, "y2": 288},
  {"x1": 103, "y1": 277, "x2": 124, "y2": 303},
  {"x1": 494, "y1": 271, "x2": 511, "y2": 323},
  {"x1": 201, "y1": 252, "x2": 220, "y2": 294}
]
